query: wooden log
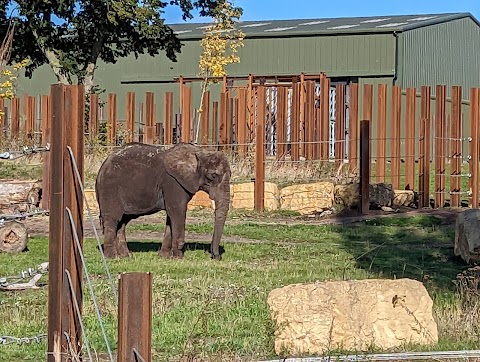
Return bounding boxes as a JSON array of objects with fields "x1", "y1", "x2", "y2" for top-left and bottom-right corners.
[
  {"x1": 0, "y1": 180, "x2": 42, "y2": 213},
  {"x1": 0, "y1": 220, "x2": 28, "y2": 253}
]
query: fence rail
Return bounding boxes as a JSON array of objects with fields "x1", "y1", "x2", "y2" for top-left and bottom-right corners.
[{"x1": 1, "y1": 74, "x2": 480, "y2": 211}]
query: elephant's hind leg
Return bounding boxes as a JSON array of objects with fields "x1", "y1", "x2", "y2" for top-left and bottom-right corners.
[
  {"x1": 159, "y1": 215, "x2": 173, "y2": 258},
  {"x1": 102, "y1": 219, "x2": 120, "y2": 258},
  {"x1": 116, "y1": 219, "x2": 132, "y2": 258}
]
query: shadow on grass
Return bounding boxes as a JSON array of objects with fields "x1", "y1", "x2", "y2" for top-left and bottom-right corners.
[
  {"x1": 99, "y1": 241, "x2": 226, "y2": 255},
  {"x1": 333, "y1": 214, "x2": 468, "y2": 292}
]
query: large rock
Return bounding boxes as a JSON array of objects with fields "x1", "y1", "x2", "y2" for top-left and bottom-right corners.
[
  {"x1": 187, "y1": 190, "x2": 214, "y2": 210},
  {"x1": 454, "y1": 209, "x2": 480, "y2": 264},
  {"x1": 267, "y1": 279, "x2": 438, "y2": 355},
  {"x1": 230, "y1": 182, "x2": 279, "y2": 211},
  {"x1": 280, "y1": 182, "x2": 334, "y2": 214},
  {"x1": 393, "y1": 190, "x2": 417, "y2": 208},
  {"x1": 334, "y1": 182, "x2": 395, "y2": 209}
]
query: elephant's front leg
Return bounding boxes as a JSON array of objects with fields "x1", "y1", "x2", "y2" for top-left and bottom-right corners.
[
  {"x1": 159, "y1": 215, "x2": 173, "y2": 258},
  {"x1": 170, "y1": 211, "x2": 186, "y2": 259}
]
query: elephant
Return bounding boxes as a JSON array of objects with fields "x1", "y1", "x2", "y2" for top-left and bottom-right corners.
[{"x1": 94, "y1": 142, "x2": 231, "y2": 260}]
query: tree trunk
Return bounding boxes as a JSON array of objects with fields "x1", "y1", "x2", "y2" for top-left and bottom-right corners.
[
  {"x1": 0, "y1": 180, "x2": 43, "y2": 214},
  {"x1": 0, "y1": 220, "x2": 28, "y2": 253},
  {"x1": 84, "y1": 63, "x2": 96, "y2": 96}
]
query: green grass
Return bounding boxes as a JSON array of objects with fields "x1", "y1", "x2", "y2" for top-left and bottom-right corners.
[{"x1": 0, "y1": 215, "x2": 476, "y2": 361}]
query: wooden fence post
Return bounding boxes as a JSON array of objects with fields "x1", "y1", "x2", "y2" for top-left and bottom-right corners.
[
  {"x1": 145, "y1": 92, "x2": 155, "y2": 144},
  {"x1": 254, "y1": 86, "x2": 266, "y2": 212},
  {"x1": 10, "y1": 97, "x2": 20, "y2": 139},
  {"x1": 434, "y1": 85, "x2": 447, "y2": 208},
  {"x1": 0, "y1": 98, "x2": 4, "y2": 138},
  {"x1": 108, "y1": 93, "x2": 117, "y2": 146},
  {"x1": 405, "y1": 87, "x2": 416, "y2": 190},
  {"x1": 117, "y1": 272, "x2": 152, "y2": 362},
  {"x1": 335, "y1": 84, "x2": 346, "y2": 168},
  {"x1": 305, "y1": 80, "x2": 315, "y2": 160},
  {"x1": 376, "y1": 84, "x2": 387, "y2": 182},
  {"x1": 291, "y1": 82, "x2": 300, "y2": 161},
  {"x1": 348, "y1": 84, "x2": 359, "y2": 173},
  {"x1": 360, "y1": 119, "x2": 371, "y2": 215},
  {"x1": 276, "y1": 87, "x2": 287, "y2": 160},
  {"x1": 163, "y1": 92, "x2": 173, "y2": 145},
  {"x1": 320, "y1": 77, "x2": 330, "y2": 160},
  {"x1": 126, "y1": 92, "x2": 135, "y2": 143},
  {"x1": 201, "y1": 91, "x2": 210, "y2": 145},
  {"x1": 181, "y1": 86, "x2": 192, "y2": 143},
  {"x1": 41, "y1": 95, "x2": 51, "y2": 210},
  {"x1": 469, "y1": 88, "x2": 479, "y2": 209},
  {"x1": 450, "y1": 86, "x2": 462, "y2": 208},
  {"x1": 419, "y1": 86, "x2": 431, "y2": 209},
  {"x1": 48, "y1": 84, "x2": 85, "y2": 361},
  {"x1": 237, "y1": 89, "x2": 247, "y2": 155},
  {"x1": 220, "y1": 92, "x2": 228, "y2": 150},
  {"x1": 89, "y1": 94, "x2": 99, "y2": 140},
  {"x1": 391, "y1": 86, "x2": 401, "y2": 189}
]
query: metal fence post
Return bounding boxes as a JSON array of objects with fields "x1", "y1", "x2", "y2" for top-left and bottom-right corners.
[{"x1": 360, "y1": 119, "x2": 371, "y2": 215}]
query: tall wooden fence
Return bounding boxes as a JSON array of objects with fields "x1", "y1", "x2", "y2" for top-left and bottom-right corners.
[{"x1": 1, "y1": 74, "x2": 480, "y2": 210}]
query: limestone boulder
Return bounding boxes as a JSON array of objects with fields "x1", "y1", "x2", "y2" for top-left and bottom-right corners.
[
  {"x1": 267, "y1": 279, "x2": 438, "y2": 355},
  {"x1": 280, "y1": 182, "x2": 335, "y2": 215},
  {"x1": 454, "y1": 209, "x2": 480, "y2": 264},
  {"x1": 187, "y1": 190, "x2": 214, "y2": 210},
  {"x1": 230, "y1": 182, "x2": 279, "y2": 211},
  {"x1": 334, "y1": 182, "x2": 395, "y2": 209},
  {"x1": 393, "y1": 190, "x2": 417, "y2": 208}
]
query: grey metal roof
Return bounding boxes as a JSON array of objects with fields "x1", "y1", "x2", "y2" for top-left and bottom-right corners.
[{"x1": 169, "y1": 12, "x2": 479, "y2": 39}]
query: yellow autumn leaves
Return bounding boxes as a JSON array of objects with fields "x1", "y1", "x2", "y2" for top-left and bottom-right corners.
[
  {"x1": 0, "y1": 58, "x2": 29, "y2": 118},
  {"x1": 198, "y1": 1, "x2": 244, "y2": 79}
]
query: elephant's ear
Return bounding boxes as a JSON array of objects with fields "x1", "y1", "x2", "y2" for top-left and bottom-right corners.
[{"x1": 163, "y1": 147, "x2": 200, "y2": 194}]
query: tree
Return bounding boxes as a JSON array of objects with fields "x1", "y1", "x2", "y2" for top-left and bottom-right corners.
[
  {"x1": 0, "y1": 22, "x2": 28, "y2": 120},
  {"x1": 0, "y1": 0, "x2": 243, "y2": 95},
  {"x1": 195, "y1": 0, "x2": 244, "y2": 142}
]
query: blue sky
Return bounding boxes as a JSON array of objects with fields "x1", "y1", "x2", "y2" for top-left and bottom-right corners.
[{"x1": 163, "y1": 0, "x2": 480, "y2": 24}]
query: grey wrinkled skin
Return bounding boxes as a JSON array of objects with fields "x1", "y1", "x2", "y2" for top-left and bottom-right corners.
[{"x1": 95, "y1": 142, "x2": 231, "y2": 260}]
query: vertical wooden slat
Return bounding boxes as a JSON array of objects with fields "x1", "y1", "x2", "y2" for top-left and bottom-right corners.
[
  {"x1": 376, "y1": 84, "x2": 387, "y2": 182},
  {"x1": 391, "y1": 85, "x2": 401, "y2": 189},
  {"x1": 212, "y1": 101, "x2": 219, "y2": 146},
  {"x1": 117, "y1": 272, "x2": 152, "y2": 362},
  {"x1": 255, "y1": 86, "x2": 266, "y2": 212},
  {"x1": 335, "y1": 84, "x2": 346, "y2": 168},
  {"x1": 10, "y1": 97, "x2": 20, "y2": 139},
  {"x1": 247, "y1": 74, "x2": 255, "y2": 143},
  {"x1": 435, "y1": 85, "x2": 446, "y2": 208},
  {"x1": 163, "y1": 92, "x2": 173, "y2": 145},
  {"x1": 41, "y1": 95, "x2": 51, "y2": 210},
  {"x1": 360, "y1": 119, "x2": 371, "y2": 215},
  {"x1": 276, "y1": 87, "x2": 287, "y2": 160},
  {"x1": 23, "y1": 93, "x2": 29, "y2": 136},
  {"x1": 320, "y1": 77, "x2": 330, "y2": 160},
  {"x1": 126, "y1": 92, "x2": 135, "y2": 143},
  {"x1": 181, "y1": 86, "x2": 192, "y2": 143},
  {"x1": 145, "y1": 92, "x2": 155, "y2": 144},
  {"x1": 89, "y1": 94, "x2": 99, "y2": 140},
  {"x1": 450, "y1": 86, "x2": 462, "y2": 208},
  {"x1": 299, "y1": 73, "x2": 306, "y2": 158},
  {"x1": 108, "y1": 93, "x2": 117, "y2": 146},
  {"x1": 237, "y1": 89, "x2": 247, "y2": 155},
  {"x1": 220, "y1": 92, "x2": 228, "y2": 150},
  {"x1": 362, "y1": 84, "x2": 373, "y2": 166},
  {"x1": 305, "y1": 80, "x2": 315, "y2": 160},
  {"x1": 291, "y1": 82, "x2": 300, "y2": 161},
  {"x1": 470, "y1": 88, "x2": 479, "y2": 208},
  {"x1": 348, "y1": 83, "x2": 359, "y2": 173},
  {"x1": 405, "y1": 87, "x2": 416, "y2": 190},
  {"x1": 419, "y1": 86, "x2": 431, "y2": 208},
  {"x1": 201, "y1": 91, "x2": 210, "y2": 145}
]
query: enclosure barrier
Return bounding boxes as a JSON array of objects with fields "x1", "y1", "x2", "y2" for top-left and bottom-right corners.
[{"x1": 1, "y1": 74, "x2": 480, "y2": 213}]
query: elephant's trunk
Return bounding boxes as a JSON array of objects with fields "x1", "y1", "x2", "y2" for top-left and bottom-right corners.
[{"x1": 210, "y1": 174, "x2": 230, "y2": 260}]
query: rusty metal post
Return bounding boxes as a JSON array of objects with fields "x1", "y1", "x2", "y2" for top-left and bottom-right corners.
[
  {"x1": 145, "y1": 92, "x2": 155, "y2": 144},
  {"x1": 117, "y1": 272, "x2": 152, "y2": 362},
  {"x1": 348, "y1": 84, "x2": 359, "y2": 173},
  {"x1": 276, "y1": 87, "x2": 287, "y2": 160},
  {"x1": 360, "y1": 119, "x2": 371, "y2": 215},
  {"x1": 126, "y1": 92, "x2": 135, "y2": 143},
  {"x1": 201, "y1": 91, "x2": 210, "y2": 145},
  {"x1": 181, "y1": 86, "x2": 192, "y2": 143},
  {"x1": 391, "y1": 86, "x2": 401, "y2": 189},
  {"x1": 419, "y1": 86, "x2": 431, "y2": 209},
  {"x1": 219, "y1": 92, "x2": 228, "y2": 150},
  {"x1": 405, "y1": 88, "x2": 416, "y2": 190},
  {"x1": 470, "y1": 88, "x2": 480, "y2": 208},
  {"x1": 89, "y1": 94, "x2": 99, "y2": 140},
  {"x1": 10, "y1": 97, "x2": 20, "y2": 139},
  {"x1": 163, "y1": 92, "x2": 173, "y2": 145},
  {"x1": 108, "y1": 93, "x2": 117, "y2": 146},
  {"x1": 255, "y1": 86, "x2": 266, "y2": 212},
  {"x1": 450, "y1": 86, "x2": 462, "y2": 208},
  {"x1": 320, "y1": 77, "x2": 330, "y2": 160},
  {"x1": 212, "y1": 101, "x2": 219, "y2": 146},
  {"x1": 335, "y1": 84, "x2": 346, "y2": 168},
  {"x1": 48, "y1": 84, "x2": 85, "y2": 361},
  {"x1": 237, "y1": 89, "x2": 247, "y2": 155},
  {"x1": 376, "y1": 84, "x2": 387, "y2": 182},
  {"x1": 291, "y1": 82, "x2": 300, "y2": 161},
  {"x1": 434, "y1": 85, "x2": 446, "y2": 208},
  {"x1": 41, "y1": 95, "x2": 51, "y2": 210}
]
